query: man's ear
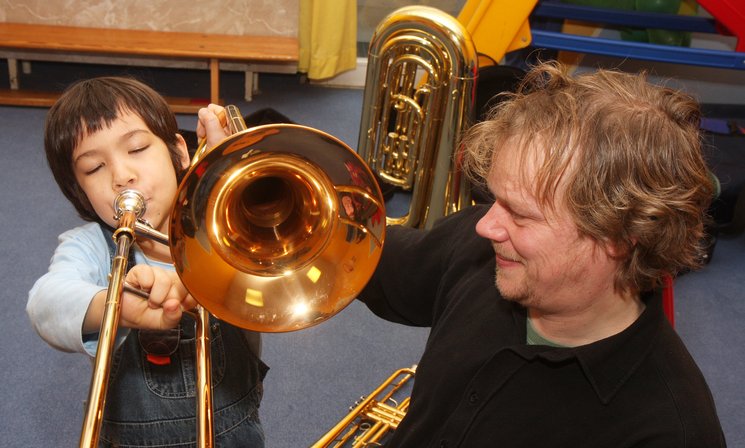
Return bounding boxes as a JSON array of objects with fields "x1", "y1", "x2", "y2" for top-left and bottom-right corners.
[
  {"x1": 174, "y1": 134, "x2": 190, "y2": 170},
  {"x1": 605, "y1": 238, "x2": 635, "y2": 259}
]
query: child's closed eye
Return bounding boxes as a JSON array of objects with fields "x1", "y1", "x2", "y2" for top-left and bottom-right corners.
[
  {"x1": 129, "y1": 145, "x2": 150, "y2": 154},
  {"x1": 84, "y1": 163, "x2": 104, "y2": 176}
]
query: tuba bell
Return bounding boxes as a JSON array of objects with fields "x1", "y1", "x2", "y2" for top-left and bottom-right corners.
[{"x1": 358, "y1": 5, "x2": 478, "y2": 229}]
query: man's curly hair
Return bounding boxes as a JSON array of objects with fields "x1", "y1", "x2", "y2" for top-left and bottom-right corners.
[{"x1": 462, "y1": 61, "x2": 714, "y2": 294}]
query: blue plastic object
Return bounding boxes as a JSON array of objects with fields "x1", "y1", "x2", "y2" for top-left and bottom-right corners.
[
  {"x1": 531, "y1": 29, "x2": 745, "y2": 69},
  {"x1": 529, "y1": 1, "x2": 745, "y2": 70}
]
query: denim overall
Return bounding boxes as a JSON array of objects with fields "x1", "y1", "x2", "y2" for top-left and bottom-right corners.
[{"x1": 99, "y1": 227, "x2": 268, "y2": 447}]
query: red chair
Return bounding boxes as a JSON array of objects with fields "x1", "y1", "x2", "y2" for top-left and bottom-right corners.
[{"x1": 662, "y1": 275, "x2": 675, "y2": 327}]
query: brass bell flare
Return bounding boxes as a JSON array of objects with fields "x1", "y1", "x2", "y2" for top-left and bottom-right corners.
[{"x1": 170, "y1": 124, "x2": 386, "y2": 333}]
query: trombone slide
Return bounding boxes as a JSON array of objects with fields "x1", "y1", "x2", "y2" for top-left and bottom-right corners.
[{"x1": 79, "y1": 204, "x2": 140, "y2": 447}]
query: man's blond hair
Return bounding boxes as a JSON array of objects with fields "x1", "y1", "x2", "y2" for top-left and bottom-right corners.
[{"x1": 462, "y1": 61, "x2": 714, "y2": 294}]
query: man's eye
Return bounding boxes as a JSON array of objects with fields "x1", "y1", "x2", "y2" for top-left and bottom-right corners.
[{"x1": 510, "y1": 210, "x2": 532, "y2": 225}]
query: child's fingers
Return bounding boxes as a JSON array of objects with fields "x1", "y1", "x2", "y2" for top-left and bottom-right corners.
[
  {"x1": 120, "y1": 293, "x2": 181, "y2": 330},
  {"x1": 159, "y1": 298, "x2": 183, "y2": 328},
  {"x1": 181, "y1": 294, "x2": 198, "y2": 312},
  {"x1": 124, "y1": 265, "x2": 156, "y2": 304},
  {"x1": 124, "y1": 265, "x2": 161, "y2": 307},
  {"x1": 125, "y1": 266, "x2": 182, "y2": 308},
  {"x1": 147, "y1": 270, "x2": 184, "y2": 309},
  {"x1": 197, "y1": 104, "x2": 229, "y2": 149},
  {"x1": 121, "y1": 265, "x2": 197, "y2": 329}
]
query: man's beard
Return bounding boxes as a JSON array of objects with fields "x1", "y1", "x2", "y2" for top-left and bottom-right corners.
[{"x1": 494, "y1": 265, "x2": 534, "y2": 306}]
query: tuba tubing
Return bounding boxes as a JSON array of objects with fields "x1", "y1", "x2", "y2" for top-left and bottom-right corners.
[
  {"x1": 79, "y1": 106, "x2": 386, "y2": 447},
  {"x1": 311, "y1": 7, "x2": 478, "y2": 445},
  {"x1": 358, "y1": 5, "x2": 478, "y2": 229}
]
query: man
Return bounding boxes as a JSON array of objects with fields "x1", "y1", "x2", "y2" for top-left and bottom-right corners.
[{"x1": 358, "y1": 61, "x2": 725, "y2": 447}]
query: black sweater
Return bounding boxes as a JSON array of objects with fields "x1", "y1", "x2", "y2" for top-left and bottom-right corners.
[{"x1": 358, "y1": 205, "x2": 725, "y2": 447}]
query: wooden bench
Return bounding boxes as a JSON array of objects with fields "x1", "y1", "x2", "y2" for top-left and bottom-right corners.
[{"x1": 0, "y1": 22, "x2": 299, "y2": 113}]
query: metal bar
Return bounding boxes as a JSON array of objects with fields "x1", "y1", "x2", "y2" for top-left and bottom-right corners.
[
  {"x1": 531, "y1": 30, "x2": 745, "y2": 70},
  {"x1": 532, "y1": 2, "x2": 719, "y2": 33}
]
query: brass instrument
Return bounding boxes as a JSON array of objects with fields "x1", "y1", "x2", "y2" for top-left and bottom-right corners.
[
  {"x1": 80, "y1": 106, "x2": 386, "y2": 447},
  {"x1": 311, "y1": 366, "x2": 417, "y2": 448},
  {"x1": 80, "y1": 190, "x2": 145, "y2": 447},
  {"x1": 310, "y1": 7, "x2": 478, "y2": 445},
  {"x1": 358, "y1": 5, "x2": 478, "y2": 229}
]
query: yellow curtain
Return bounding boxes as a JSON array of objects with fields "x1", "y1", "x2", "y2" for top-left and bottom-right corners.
[{"x1": 298, "y1": 0, "x2": 358, "y2": 80}]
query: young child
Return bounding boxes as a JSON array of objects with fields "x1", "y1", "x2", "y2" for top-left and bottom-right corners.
[{"x1": 27, "y1": 77, "x2": 267, "y2": 447}]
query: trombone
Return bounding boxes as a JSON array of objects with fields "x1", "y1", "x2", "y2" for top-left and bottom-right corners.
[{"x1": 79, "y1": 106, "x2": 386, "y2": 447}]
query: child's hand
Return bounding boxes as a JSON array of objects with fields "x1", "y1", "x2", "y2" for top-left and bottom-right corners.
[
  {"x1": 119, "y1": 265, "x2": 197, "y2": 330},
  {"x1": 196, "y1": 103, "x2": 230, "y2": 150}
]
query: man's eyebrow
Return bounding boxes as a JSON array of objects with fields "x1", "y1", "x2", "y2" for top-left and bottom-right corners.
[{"x1": 493, "y1": 183, "x2": 545, "y2": 218}]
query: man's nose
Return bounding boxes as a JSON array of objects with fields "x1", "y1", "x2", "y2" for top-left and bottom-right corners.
[{"x1": 475, "y1": 203, "x2": 509, "y2": 242}]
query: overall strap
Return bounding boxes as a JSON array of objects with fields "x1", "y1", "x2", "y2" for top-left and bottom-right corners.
[{"x1": 100, "y1": 224, "x2": 177, "y2": 365}]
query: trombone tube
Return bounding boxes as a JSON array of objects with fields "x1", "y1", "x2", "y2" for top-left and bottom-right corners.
[
  {"x1": 195, "y1": 305, "x2": 214, "y2": 448},
  {"x1": 122, "y1": 221, "x2": 215, "y2": 447},
  {"x1": 79, "y1": 210, "x2": 138, "y2": 448},
  {"x1": 134, "y1": 220, "x2": 168, "y2": 246},
  {"x1": 89, "y1": 219, "x2": 216, "y2": 448}
]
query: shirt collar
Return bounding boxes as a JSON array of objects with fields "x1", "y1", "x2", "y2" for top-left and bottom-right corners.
[{"x1": 508, "y1": 290, "x2": 666, "y2": 404}]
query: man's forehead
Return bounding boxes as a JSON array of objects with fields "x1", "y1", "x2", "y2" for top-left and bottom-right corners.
[
  {"x1": 486, "y1": 162, "x2": 539, "y2": 207},
  {"x1": 487, "y1": 143, "x2": 570, "y2": 215},
  {"x1": 488, "y1": 143, "x2": 540, "y2": 189}
]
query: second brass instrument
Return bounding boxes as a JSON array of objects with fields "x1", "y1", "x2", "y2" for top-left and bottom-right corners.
[
  {"x1": 312, "y1": 366, "x2": 417, "y2": 448},
  {"x1": 358, "y1": 5, "x2": 478, "y2": 229},
  {"x1": 312, "y1": 6, "x2": 479, "y2": 445}
]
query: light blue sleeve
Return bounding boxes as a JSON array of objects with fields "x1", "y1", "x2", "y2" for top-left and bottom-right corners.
[{"x1": 27, "y1": 223, "x2": 130, "y2": 356}]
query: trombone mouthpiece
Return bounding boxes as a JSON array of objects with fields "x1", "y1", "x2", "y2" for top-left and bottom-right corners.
[{"x1": 113, "y1": 189, "x2": 146, "y2": 219}]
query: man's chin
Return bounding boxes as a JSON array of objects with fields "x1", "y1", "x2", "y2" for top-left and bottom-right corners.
[{"x1": 495, "y1": 278, "x2": 529, "y2": 304}]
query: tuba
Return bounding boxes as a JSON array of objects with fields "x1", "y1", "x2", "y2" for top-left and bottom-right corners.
[
  {"x1": 80, "y1": 106, "x2": 386, "y2": 447},
  {"x1": 358, "y1": 5, "x2": 478, "y2": 229},
  {"x1": 312, "y1": 6, "x2": 478, "y2": 446}
]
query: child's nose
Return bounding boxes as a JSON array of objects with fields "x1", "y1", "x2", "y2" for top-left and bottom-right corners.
[{"x1": 112, "y1": 164, "x2": 137, "y2": 190}]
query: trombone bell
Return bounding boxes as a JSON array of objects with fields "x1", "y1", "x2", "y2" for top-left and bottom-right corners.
[{"x1": 170, "y1": 124, "x2": 386, "y2": 333}]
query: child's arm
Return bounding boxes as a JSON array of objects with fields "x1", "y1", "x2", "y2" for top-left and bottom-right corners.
[
  {"x1": 81, "y1": 264, "x2": 197, "y2": 334},
  {"x1": 27, "y1": 224, "x2": 113, "y2": 354},
  {"x1": 28, "y1": 224, "x2": 196, "y2": 355}
]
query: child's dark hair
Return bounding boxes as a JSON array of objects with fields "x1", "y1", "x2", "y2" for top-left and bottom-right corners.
[{"x1": 44, "y1": 76, "x2": 186, "y2": 223}]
